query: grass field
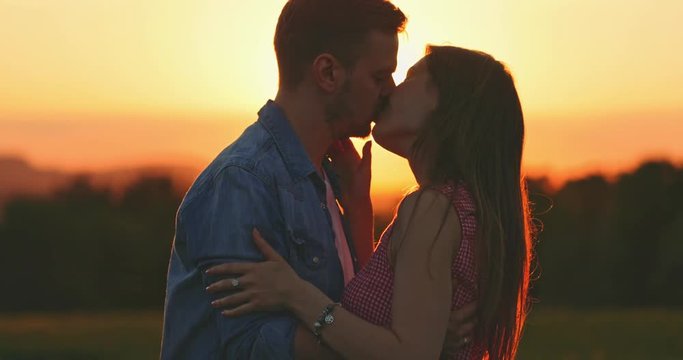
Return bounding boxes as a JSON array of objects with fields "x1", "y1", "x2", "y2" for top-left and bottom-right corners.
[{"x1": 0, "y1": 308, "x2": 681, "y2": 359}]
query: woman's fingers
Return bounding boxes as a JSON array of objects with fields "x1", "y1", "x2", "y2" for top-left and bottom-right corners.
[
  {"x1": 460, "y1": 302, "x2": 478, "y2": 327},
  {"x1": 334, "y1": 140, "x2": 346, "y2": 154},
  {"x1": 345, "y1": 139, "x2": 361, "y2": 162},
  {"x1": 205, "y1": 262, "x2": 256, "y2": 276},
  {"x1": 210, "y1": 290, "x2": 251, "y2": 309},
  {"x1": 206, "y1": 275, "x2": 249, "y2": 293},
  {"x1": 221, "y1": 302, "x2": 257, "y2": 317},
  {"x1": 455, "y1": 317, "x2": 477, "y2": 338},
  {"x1": 452, "y1": 300, "x2": 478, "y2": 323},
  {"x1": 360, "y1": 141, "x2": 372, "y2": 171},
  {"x1": 329, "y1": 138, "x2": 361, "y2": 163},
  {"x1": 252, "y1": 228, "x2": 283, "y2": 262},
  {"x1": 339, "y1": 138, "x2": 354, "y2": 150}
]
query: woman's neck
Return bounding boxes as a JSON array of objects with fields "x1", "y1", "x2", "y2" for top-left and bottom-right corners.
[{"x1": 409, "y1": 155, "x2": 432, "y2": 187}]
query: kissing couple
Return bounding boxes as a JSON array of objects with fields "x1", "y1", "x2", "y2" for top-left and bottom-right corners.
[{"x1": 161, "y1": 0, "x2": 533, "y2": 359}]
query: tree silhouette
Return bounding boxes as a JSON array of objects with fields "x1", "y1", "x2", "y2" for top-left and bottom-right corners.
[
  {"x1": 0, "y1": 175, "x2": 180, "y2": 311},
  {"x1": 0, "y1": 161, "x2": 681, "y2": 311}
]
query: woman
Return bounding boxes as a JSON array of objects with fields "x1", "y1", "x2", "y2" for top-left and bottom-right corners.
[{"x1": 206, "y1": 45, "x2": 533, "y2": 359}]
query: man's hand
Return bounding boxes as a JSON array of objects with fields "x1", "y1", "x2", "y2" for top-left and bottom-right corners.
[{"x1": 441, "y1": 301, "x2": 478, "y2": 357}]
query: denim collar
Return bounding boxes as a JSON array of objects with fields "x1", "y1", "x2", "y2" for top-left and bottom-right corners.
[{"x1": 258, "y1": 100, "x2": 318, "y2": 181}]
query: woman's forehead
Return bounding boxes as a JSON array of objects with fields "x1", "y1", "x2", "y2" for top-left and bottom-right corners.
[{"x1": 407, "y1": 57, "x2": 429, "y2": 76}]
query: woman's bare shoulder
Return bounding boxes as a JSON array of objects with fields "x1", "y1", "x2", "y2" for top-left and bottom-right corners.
[
  {"x1": 397, "y1": 188, "x2": 455, "y2": 220},
  {"x1": 394, "y1": 188, "x2": 462, "y2": 249}
]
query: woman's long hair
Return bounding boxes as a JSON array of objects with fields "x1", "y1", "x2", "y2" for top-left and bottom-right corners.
[{"x1": 393, "y1": 45, "x2": 533, "y2": 360}]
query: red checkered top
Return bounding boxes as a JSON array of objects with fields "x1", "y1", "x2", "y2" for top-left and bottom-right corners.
[{"x1": 341, "y1": 181, "x2": 485, "y2": 359}]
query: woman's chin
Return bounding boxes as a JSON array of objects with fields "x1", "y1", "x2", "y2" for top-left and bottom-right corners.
[
  {"x1": 371, "y1": 132, "x2": 408, "y2": 159},
  {"x1": 370, "y1": 127, "x2": 385, "y2": 146},
  {"x1": 370, "y1": 125, "x2": 380, "y2": 140}
]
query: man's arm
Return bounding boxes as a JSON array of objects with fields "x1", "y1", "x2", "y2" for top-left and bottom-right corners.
[{"x1": 181, "y1": 165, "x2": 298, "y2": 359}]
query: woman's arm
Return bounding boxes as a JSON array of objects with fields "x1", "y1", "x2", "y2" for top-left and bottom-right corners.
[
  {"x1": 208, "y1": 190, "x2": 462, "y2": 359},
  {"x1": 292, "y1": 325, "x2": 343, "y2": 360},
  {"x1": 328, "y1": 139, "x2": 375, "y2": 267},
  {"x1": 284, "y1": 190, "x2": 461, "y2": 359},
  {"x1": 342, "y1": 193, "x2": 374, "y2": 268}
]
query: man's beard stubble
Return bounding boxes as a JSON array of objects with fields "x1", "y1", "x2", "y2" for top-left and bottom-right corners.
[{"x1": 324, "y1": 82, "x2": 372, "y2": 138}]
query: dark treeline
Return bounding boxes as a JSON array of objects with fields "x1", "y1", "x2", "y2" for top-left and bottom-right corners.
[
  {"x1": 0, "y1": 160, "x2": 681, "y2": 312},
  {"x1": 0, "y1": 176, "x2": 181, "y2": 311},
  {"x1": 527, "y1": 160, "x2": 683, "y2": 308}
]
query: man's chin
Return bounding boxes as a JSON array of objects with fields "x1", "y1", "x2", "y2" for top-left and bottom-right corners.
[{"x1": 348, "y1": 124, "x2": 372, "y2": 138}]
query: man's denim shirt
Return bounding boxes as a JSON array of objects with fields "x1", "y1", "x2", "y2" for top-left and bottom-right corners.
[{"x1": 161, "y1": 101, "x2": 359, "y2": 359}]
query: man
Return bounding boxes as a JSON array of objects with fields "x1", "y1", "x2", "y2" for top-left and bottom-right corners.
[{"x1": 161, "y1": 0, "x2": 475, "y2": 358}]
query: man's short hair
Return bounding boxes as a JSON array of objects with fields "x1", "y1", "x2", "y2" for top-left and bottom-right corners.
[{"x1": 274, "y1": 0, "x2": 407, "y2": 89}]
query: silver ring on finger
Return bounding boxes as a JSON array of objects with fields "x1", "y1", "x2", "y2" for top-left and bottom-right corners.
[{"x1": 230, "y1": 278, "x2": 240, "y2": 288}]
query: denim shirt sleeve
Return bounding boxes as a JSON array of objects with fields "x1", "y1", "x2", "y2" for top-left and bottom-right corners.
[{"x1": 179, "y1": 165, "x2": 297, "y2": 359}]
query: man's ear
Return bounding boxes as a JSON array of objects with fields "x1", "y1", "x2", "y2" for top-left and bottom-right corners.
[{"x1": 312, "y1": 53, "x2": 347, "y2": 93}]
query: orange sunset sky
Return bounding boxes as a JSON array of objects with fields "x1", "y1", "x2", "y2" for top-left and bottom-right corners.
[{"x1": 1, "y1": 0, "x2": 682, "y2": 197}]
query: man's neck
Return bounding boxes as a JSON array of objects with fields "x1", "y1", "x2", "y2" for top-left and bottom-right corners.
[{"x1": 274, "y1": 90, "x2": 334, "y2": 175}]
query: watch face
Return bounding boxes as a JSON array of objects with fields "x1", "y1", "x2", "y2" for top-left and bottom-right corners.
[{"x1": 324, "y1": 314, "x2": 334, "y2": 324}]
